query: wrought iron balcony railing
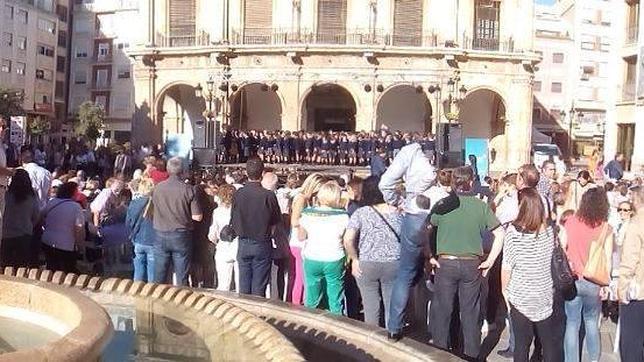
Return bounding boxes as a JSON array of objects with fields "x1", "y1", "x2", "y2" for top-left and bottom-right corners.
[
  {"x1": 155, "y1": 31, "x2": 211, "y2": 48},
  {"x1": 153, "y1": 28, "x2": 522, "y2": 54}
]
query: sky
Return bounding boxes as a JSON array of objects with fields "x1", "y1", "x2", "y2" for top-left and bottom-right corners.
[{"x1": 535, "y1": 0, "x2": 556, "y2": 4}]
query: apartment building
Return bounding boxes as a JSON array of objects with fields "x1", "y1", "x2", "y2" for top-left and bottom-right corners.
[
  {"x1": 0, "y1": 0, "x2": 70, "y2": 135},
  {"x1": 128, "y1": 0, "x2": 539, "y2": 172},
  {"x1": 533, "y1": 0, "x2": 617, "y2": 159},
  {"x1": 68, "y1": 0, "x2": 143, "y2": 143},
  {"x1": 604, "y1": 0, "x2": 643, "y2": 173},
  {"x1": 532, "y1": 4, "x2": 574, "y2": 153}
]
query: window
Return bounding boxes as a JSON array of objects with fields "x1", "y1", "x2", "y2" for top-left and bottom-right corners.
[
  {"x1": 35, "y1": 93, "x2": 50, "y2": 104},
  {"x1": 17, "y1": 9, "x2": 27, "y2": 24},
  {"x1": 551, "y1": 82, "x2": 562, "y2": 93},
  {"x1": 116, "y1": 42, "x2": 130, "y2": 50},
  {"x1": 74, "y1": 70, "x2": 87, "y2": 84},
  {"x1": 55, "y1": 81, "x2": 64, "y2": 98},
  {"x1": 112, "y1": 93, "x2": 130, "y2": 112},
  {"x1": 73, "y1": 18, "x2": 91, "y2": 33},
  {"x1": 36, "y1": 69, "x2": 54, "y2": 81},
  {"x1": 15, "y1": 62, "x2": 26, "y2": 76},
  {"x1": 17, "y1": 36, "x2": 27, "y2": 50},
  {"x1": 552, "y1": 53, "x2": 564, "y2": 63},
  {"x1": 58, "y1": 30, "x2": 67, "y2": 47},
  {"x1": 75, "y1": 45, "x2": 88, "y2": 58},
  {"x1": 38, "y1": 18, "x2": 56, "y2": 34},
  {"x1": 97, "y1": 43, "x2": 110, "y2": 57},
  {"x1": 533, "y1": 80, "x2": 542, "y2": 92},
  {"x1": 474, "y1": 0, "x2": 501, "y2": 51},
  {"x1": 35, "y1": 0, "x2": 55, "y2": 12},
  {"x1": 1, "y1": 59, "x2": 11, "y2": 73},
  {"x1": 95, "y1": 69, "x2": 109, "y2": 87},
  {"x1": 94, "y1": 95, "x2": 108, "y2": 110},
  {"x1": 15, "y1": 62, "x2": 26, "y2": 75},
  {"x1": 37, "y1": 44, "x2": 55, "y2": 57},
  {"x1": 56, "y1": 56, "x2": 66, "y2": 72},
  {"x1": 2, "y1": 33, "x2": 12, "y2": 47},
  {"x1": 4, "y1": 5, "x2": 13, "y2": 20},
  {"x1": 56, "y1": 5, "x2": 68, "y2": 22},
  {"x1": 117, "y1": 65, "x2": 130, "y2": 79}
]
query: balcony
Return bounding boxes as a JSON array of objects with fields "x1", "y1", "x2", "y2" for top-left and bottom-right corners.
[
  {"x1": 155, "y1": 31, "x2": 211, "y2": 48},
  {"x1": 626, "y1": 25, "x2": 639, "y2": 44},
  {"x1": 91, "y1": 82, "x2": 111, "y2": 91},
  {"x1": 217, "y1": 28, "x2": 518, "y2": 53},
  {"x1": 622, "y1": 81, "x2": 636, "y2": 101},
  {"x1": 93, "y1": 54, "x2": 113, "y2": 64}
]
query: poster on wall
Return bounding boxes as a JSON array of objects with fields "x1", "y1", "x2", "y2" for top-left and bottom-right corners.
[
  {"x1": 9, "y1": 116, "x2": 26, "y2": 146},
  {"x1": 465, "y1": 138, "x2": 490, "y2": 185}
]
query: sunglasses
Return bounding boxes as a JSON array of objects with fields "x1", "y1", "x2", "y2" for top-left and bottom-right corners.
[{"x1": 618, "y1": 208, "x2": 632, "y2": 212}]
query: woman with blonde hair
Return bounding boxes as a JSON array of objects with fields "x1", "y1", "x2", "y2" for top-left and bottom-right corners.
[
  {"x1": 208, "y1": 183, "x2": 239, "y2": 292},
  {"x1": 289, "y1": 172, "x2": 328, "y2": 304},
  {"x1": 126, "y1": 177, "x2": 155, "y2": 282},
  {"x1": 298, "y1": 180, "x2": 349, "y2": 314}
]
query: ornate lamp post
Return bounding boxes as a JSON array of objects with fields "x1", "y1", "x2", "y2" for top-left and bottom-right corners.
[
  {"x1": 560, "y1": 104, "x2": 582, "y2": 160},
  {"x1": 195, "y1": 76, "x2": 216, "y2": 148}
]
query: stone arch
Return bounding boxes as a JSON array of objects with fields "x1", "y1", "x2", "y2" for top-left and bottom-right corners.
[
  {"x1": 228, "y1": 83, "x2": 283, "y2": 130},
  {"x1": 156, "y1": 82, "x2": 206, "y2": 150},
  {"x1": 458, "y1": 87, "x2": 508, "y2": 171},
  {"x1": 300, "y1": 83, "x2": 357, "y2": 131},
  {"x1": 375, "y1": 84, "x2": 432, "y2": 132}
]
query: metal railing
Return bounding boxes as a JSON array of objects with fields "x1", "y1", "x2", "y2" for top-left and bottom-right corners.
[
  {"x1": 155, "y1": 31, "x2": 211, "y2": 47},
  {"x1": 626, "y1": 25, "x2": 639, "y2": 44},
  {"x1": 155, "y1": 28, "x2": 521, "y2": 53},
  {"x1": 93, "y1": 54, "x2": 113, "y2": 63}
]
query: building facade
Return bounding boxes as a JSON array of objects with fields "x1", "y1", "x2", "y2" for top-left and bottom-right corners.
[
  {"x1": 128, "y1": 0, "x2": 539, "y2": 171},
  {"x1": 604, "y1": 0, "x2": 643, "y2": 173},
  {"x1": 533, "y1": 0, "x2": 617, "y2": 160},
  {"x1": 532, "y1": 3, "x2": 573, "y2": 153},
  {"x1": 0, "y1": 0, "x2": 70, "y2": 135},
  {"x1": 68, "y1": 0, "x2": 143, "y2": 144}
]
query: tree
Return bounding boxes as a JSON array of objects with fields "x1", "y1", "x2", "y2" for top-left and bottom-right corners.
[
  {"x1": 75, "y1": 101, "x2": 106, "y2": 142},
  {"x1": 28, "y1": 116, "x2": 51, "y2": 136},
  {"x1": 0, "y1": 88, "x2": 25, "y2": 121}
]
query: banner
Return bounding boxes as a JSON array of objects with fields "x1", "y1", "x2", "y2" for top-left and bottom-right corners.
[{"x1": 10, "y1": 116, "x2": 26, "y2": 146}]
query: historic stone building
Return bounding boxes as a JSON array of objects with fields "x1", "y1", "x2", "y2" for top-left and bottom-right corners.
[{"x1": 129, "y1": 0, "x2": 539, "y2": 171}]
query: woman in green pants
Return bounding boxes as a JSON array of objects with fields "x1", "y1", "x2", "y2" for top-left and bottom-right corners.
[{"x1": 298, "y1": 180, "x2": 349, "y2": 315}]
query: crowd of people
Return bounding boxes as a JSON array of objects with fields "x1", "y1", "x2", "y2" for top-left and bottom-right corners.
[
  {"x1": 216, "y1": 129, "x2": 437, "y2": 166},
  {"x1": 0, "y1": 125, "x2": 643, "y2": 361}
]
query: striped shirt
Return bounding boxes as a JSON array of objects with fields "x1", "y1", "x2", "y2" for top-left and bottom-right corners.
[{"x1": 502, "y1": 225, "x2": 555, "y2": 322}]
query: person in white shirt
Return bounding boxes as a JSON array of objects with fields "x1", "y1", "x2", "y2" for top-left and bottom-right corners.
[
  {"x1": 208, "y1": 184, "x2": 239, "y2": 292},
  {"x1": 19, "y1": 147, "x2": 52, "y2": 210},
  {"x1": 298, "y1": 180, "x2": 349, "y2": 315},
  {"x1": 41, "y1": 182, "x2": 85, "y2": 273}
]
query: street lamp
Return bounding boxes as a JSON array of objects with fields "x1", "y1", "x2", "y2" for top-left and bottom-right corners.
[{"x1": 560, "y1": 104, "x2": 582, "y2": 159}]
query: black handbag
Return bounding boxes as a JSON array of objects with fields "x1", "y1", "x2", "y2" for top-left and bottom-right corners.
[
  {"x1": 551, "y1": 228, "x2": 577, "y2": 301},
  {"x1": 219, "y1": 224, "x2": 237, "y2": 242}
]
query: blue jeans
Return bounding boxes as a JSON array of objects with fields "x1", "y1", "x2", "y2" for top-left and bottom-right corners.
[
  {"x1": 153, "y1": 229, "x2": 192, "y2": 286},
  {"x1": 387, "y1": 213, "x2": 427, "y2": 334},
  {"x1": 133, "y1": 243, "x2": 155, "y2": 282},
  {"x1": 237, "y1": 238, "x2": 272, "y2": 296},
  {"x1": 564, "y1": 279, "x2": 601, "y2": 362}
]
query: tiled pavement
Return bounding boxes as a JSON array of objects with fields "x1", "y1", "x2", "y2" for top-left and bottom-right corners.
[{"x1": 484, "y1": 319, "x2": 620, "y2": 362}]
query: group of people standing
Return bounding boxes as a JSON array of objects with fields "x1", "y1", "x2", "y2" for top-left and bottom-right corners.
[
  {"x1": 0, "y1": 116, "x2": 643, "y2": 362},
  {"x1": 218, "y1": 128, "x2": 436, "y2": 166}
]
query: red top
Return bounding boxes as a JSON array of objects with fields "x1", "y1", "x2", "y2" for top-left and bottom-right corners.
[
  {"x1": 564, "y1": 215, "x2": 606, "y2": 278},
  {"x1": 149, "y1": 169, "x2": 169, "y2": 184}
]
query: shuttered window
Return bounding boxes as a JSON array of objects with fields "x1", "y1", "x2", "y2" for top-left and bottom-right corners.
[
  {"x1": 243, "y1": 0, "x2": 273, "y2": 44},
  {"x1": 474, "y1": 0, "x2": 500, "y2": 50},
  {"x1": 317, "y1": 0, "x2": 347, "y2": 44},
  {"x1": 169, "y1": 0, "x2": 196, "y2": 45},
  {"x1": 393, "y1": 0, "x2": 423, "y2": 46}
]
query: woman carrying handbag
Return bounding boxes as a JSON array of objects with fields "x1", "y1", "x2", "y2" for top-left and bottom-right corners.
[{"x1": 563, "y1": 188, "x2": 613, "y2": 362}]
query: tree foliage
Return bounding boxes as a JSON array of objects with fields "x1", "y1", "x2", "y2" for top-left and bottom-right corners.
[
  {"x1": 75, "y1": 101, "x2": 106, "y2": 141},
  {"x1": 0, "y1": 88, "x2": 25, "y2": 121},
  {"x1": 28, "y1": 116, "x2": 51, "y2": 136}
]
